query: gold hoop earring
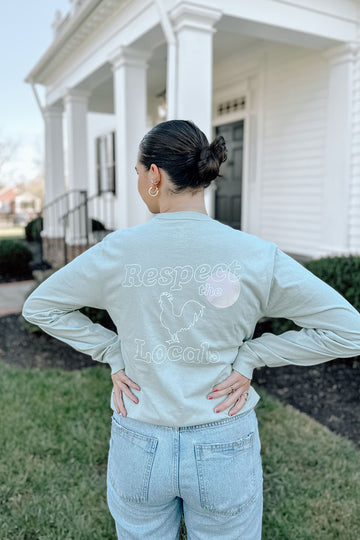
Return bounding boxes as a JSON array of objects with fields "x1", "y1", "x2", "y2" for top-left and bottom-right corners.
[{"x1": 148, "y1": 185, "x2": 159, "y2": 197}]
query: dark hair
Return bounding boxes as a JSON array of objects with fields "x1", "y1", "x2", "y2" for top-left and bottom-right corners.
[{"x1": 139, "y1": 120, "x2": 227, "y2": 191}]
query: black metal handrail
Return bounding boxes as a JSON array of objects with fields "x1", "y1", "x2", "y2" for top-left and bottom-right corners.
[
  {"x1": 41, "y1": 189, "x2": 116, "y2": 265},
  {"x1": 42, "y1": 188, "x2": 80, "y2": 211}
]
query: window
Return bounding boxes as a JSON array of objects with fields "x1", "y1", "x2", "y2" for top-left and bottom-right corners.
[{"x1": 96, "y1": 132, "x2": 116, "y2": 194}]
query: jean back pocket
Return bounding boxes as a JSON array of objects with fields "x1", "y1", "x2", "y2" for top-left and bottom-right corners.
[
  {"x1": 194, "y1": 431, "x2": 259, "y2": 516},
  {"x1": 108, "y1": 417, "x2": 158, "y2": 503}
]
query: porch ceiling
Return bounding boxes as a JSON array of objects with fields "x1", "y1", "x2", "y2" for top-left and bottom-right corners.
[
  {"x1": 75, "y1": 39, "x2": 169, "y2": 115},
  {"x1": 78, "y1": 22, "x2": 336, "y2": 116},
  {"x1": 216, "y1": 14, "x2": 338, "y2": 50},
  {"x1": 78, "y1": 63, "x2": 114, "y2": 114},
  {"x1": 213, "y1": 32, "x2": 262, "y2": 63},
  {"x1": 81, "y1": 32, "x2": 262, "y2": 115}
]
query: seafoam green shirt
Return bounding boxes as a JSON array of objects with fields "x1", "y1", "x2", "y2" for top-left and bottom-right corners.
[{"x1": 22, "y1": 211, "x2": 360, "y2": 426}]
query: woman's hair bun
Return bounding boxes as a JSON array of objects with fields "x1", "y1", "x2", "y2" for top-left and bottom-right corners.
[
  {"x1": 210, "y1": 136, "x2": 227, "y2": 165},
  {"x1": 197, "y1": 135, "x2": 228, "y2": 187}
]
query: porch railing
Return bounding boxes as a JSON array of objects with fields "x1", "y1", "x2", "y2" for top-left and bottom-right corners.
[{"x1": 42, "y1": 189, "x2": 116, "y2": 266}]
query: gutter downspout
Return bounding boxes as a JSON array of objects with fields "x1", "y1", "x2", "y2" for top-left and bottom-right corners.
[
  {"x1": 155, "y1": 0, "x2": 177, "y2": 119},
  {"x1": 29, "y1": 79, "x2": 45, "y2": 120}
]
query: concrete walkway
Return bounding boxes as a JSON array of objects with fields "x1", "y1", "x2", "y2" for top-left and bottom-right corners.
[{"x1": 0, "y1": 280, "x2": 35, "y2": 316}]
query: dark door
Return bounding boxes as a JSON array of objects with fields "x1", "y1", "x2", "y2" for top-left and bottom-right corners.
[{"x1": 214, "y1": 121, "x2": 244, "y2": 229}]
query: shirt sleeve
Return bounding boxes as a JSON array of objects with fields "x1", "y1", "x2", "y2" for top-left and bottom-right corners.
[
  {"x1": 22, "y1": 238, "x2": 125, "y2": 374},
  {"x1": 232, "y1": 248, "x2": 360, "y2": 379}
]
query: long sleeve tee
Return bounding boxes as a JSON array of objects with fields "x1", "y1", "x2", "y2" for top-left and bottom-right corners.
[{"x1": 22, "y1": 211, "x2": 360, "y2": 427}]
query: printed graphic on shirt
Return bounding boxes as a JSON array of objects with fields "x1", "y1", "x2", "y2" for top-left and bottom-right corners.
[
  {"x1": 122, "y1": 260, "x2": 242, "y2": 294},
  {"x1": 126, "y1": 261, "x2": 241, "y2": 366},
  {"x1": 159, "y1": 292, "x2": 205, "y2": 343},
  {"x1": 134, "y1": 339, "x2": 219, "y2": 364},
  {"x1": 133, "y1": 292, "x2": 220, "y2": 365},
  {"x1": 199, "y1": 270, "x2": 241, "y2": 308}
]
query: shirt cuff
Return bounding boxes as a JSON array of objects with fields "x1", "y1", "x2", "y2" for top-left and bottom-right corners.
[
  {"x1": 232, "y1": 344, "x2": 263, "y2": 380},
  {"x1": 103, "y1": 338, "x2": 125, "y2": 374}
]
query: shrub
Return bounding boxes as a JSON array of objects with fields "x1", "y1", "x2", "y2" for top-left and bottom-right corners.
[
  {"x1": 270, "y1": 255, "x2": 360, "y2": 335},
  {"x1": 91, "y1": 218, "x2": 106, "y2": 232},
  {"x1": 80, "y1": 306, "x2": 116, "y2": 332},
  {"x1": 0, "y1": 239, "x2": 33, "y2": 279},
  {"x1": 25, "y1": 216, "x2": 43, "y2": 242},
  {"x1": 305, "y1": 256, "x2": 360, "y2": 311}
]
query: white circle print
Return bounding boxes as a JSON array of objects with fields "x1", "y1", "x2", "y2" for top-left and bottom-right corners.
[{"x1": 204, "y1": 270, "x2": 241, "y2": 308}]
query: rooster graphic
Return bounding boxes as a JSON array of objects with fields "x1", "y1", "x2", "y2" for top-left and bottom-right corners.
[{"x1": 159, "y1": 292, "x2": 205, "y2": 343}]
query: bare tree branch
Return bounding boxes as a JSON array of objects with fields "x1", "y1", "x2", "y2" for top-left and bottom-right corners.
[{"x1": 0, "y1": 136, "x2": 20, "y2": 177}]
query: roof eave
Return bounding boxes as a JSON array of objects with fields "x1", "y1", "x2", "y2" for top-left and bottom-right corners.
[{"x1": 25, "y1": 0, "x2": 103, "y2": 85}]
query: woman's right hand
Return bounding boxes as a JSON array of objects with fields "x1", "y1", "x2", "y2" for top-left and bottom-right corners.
[
  {"x1": 111, "y1": 369, "x2": 141, "y2": 417},
  {"x1": 207, "y1": 370, "x2": 251, "y2": 416}
]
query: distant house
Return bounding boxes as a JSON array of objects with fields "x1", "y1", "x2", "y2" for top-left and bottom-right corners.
[
  {"x1": 0, "y1": 185, "x2": 41, "y2": 223},
  {"x1": 26, "y1": 0, "x2": 360, "y2": 266},
  {"x1": 0, "y1": 186, "x2": 17, "y2": 216}
]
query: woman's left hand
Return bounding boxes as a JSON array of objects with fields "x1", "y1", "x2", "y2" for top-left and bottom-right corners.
[
  {"x1": 112, "y1": 369, "x2": 141, "y2": 417},
  {"x1": 207, "y1": 370, "x2": 251, "y2": 416}
]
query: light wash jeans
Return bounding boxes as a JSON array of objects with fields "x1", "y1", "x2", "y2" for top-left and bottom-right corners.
[{"x1": 107, "y1": 408, "x2": 263, "y2": 540}]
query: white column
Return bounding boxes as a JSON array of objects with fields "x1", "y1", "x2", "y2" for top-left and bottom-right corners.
[
  {"x1": 64, "y1": 89, "x2": 89, "y2": 191},
  {"x1": 109, "y1": 47, "x2": 150, "y2": 228},
  {"x1": 64, "y1": 89, "x2": 90, "y2": 244},
  {"x1": 43, "y1": 104, "x2": 65, "y2": 237},
  {"x1": 170, "y1": 4, "x2": 221, "y2": 214},
  {"x1": 349, "y1": 41, "x2": 360, "y2": 253},
  {"x1": 170, "y1": 3, "x2": 221, "y2": 139},
  {"x1": 323, "y1": 44, "x2": 357, "y2": 254}
]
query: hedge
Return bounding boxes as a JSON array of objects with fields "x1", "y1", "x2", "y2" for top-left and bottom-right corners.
[
  {"x1": 270, "y1": 255, "x2": 360, "y2": 335},
  {"x1": 0, "y1": 239, "x2": 33, "y2": 279}
]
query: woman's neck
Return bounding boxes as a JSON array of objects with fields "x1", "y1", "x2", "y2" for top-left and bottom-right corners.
[{"x1": 158, "y1": 189, "x2": 208, "y2": 215}]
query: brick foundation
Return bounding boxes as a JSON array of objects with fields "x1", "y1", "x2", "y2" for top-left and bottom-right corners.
[
  {"x1": 65, "y1": 243, "x2": 89, "y2": 263},
  {"x1": 42, "y1": 237, "x2": 88, "y2": 268}
]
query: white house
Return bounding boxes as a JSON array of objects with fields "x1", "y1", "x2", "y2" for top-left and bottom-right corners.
[{"x1": 26, "y1": 0, "x2": 360, "y2": 266}]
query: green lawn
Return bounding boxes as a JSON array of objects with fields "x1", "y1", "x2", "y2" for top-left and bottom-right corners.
[{"x1": 0, "y1": 360, "x2": 359, "y2": 540}]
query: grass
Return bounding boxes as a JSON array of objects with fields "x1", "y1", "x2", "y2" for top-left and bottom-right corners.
[
  {"x1": 0, "y1": 363, "x2": 114, "y2": 540},
  {"x1": 0, "y1": 360, "x2": 359, "y2": 540},
  {"x1": 257, "y1": 392, "x2": 360, "y2": 540}
]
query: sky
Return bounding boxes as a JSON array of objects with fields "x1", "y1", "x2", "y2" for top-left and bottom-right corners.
[{"x1": 0, "y1": 0, "x2": 71, "y2": 184}]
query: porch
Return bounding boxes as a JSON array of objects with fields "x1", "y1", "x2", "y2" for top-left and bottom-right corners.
[{"x1": 26, "y1": 0, "x2": 360, "y2": 265}]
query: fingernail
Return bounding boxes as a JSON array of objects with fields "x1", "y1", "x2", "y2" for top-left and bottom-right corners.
[
  {"x1": 208, "y1": 396, "x2": 213, "y2": 400},
  {"x1": 215, "y1": 409, "x2": 219, "y2": 413},
  {"x1": 213, "y1": 389, "x2": 218, "y2": 392},
  {"x1": 229, "y1": 413, "x2": 234, "y2": 416}
]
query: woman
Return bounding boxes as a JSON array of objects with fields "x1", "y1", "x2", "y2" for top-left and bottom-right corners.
[{"x1": 22, "y1": 120, "x2": 360, "y2": 539}]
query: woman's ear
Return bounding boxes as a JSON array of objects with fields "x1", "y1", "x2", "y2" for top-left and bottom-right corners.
[{"x1": 150, "y1": 163, "x2": 161, "y2": 184}]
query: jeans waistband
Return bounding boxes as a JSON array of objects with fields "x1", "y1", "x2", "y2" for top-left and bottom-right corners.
[
  {"x1": 178, "y1": 408, "x2": 255, "y2": 432},
  {"x1": 112, "y1": 407, "x2": 255, "y2": 433}
]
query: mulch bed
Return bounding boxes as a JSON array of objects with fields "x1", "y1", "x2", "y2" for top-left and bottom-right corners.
[
  {"x1": 0, "y1": 273, "x2": 34, "y2": 284},
  {"x1": 252, "y1": 320, "x2": 360, "y2": 448},
  {"x1": 253, "y1": 360, "x2": 360, "y2": 448},
  {"x1": 0, "y1": 313, "x2": 359, "y2": 448},
  {"x1": 0, "y1": 313, "x2": 96, "y2": 371}
]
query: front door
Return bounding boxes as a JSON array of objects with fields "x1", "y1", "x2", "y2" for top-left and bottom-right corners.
[{"x1": 214, "y1": 121, "x2": 244, "y2": 229}]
